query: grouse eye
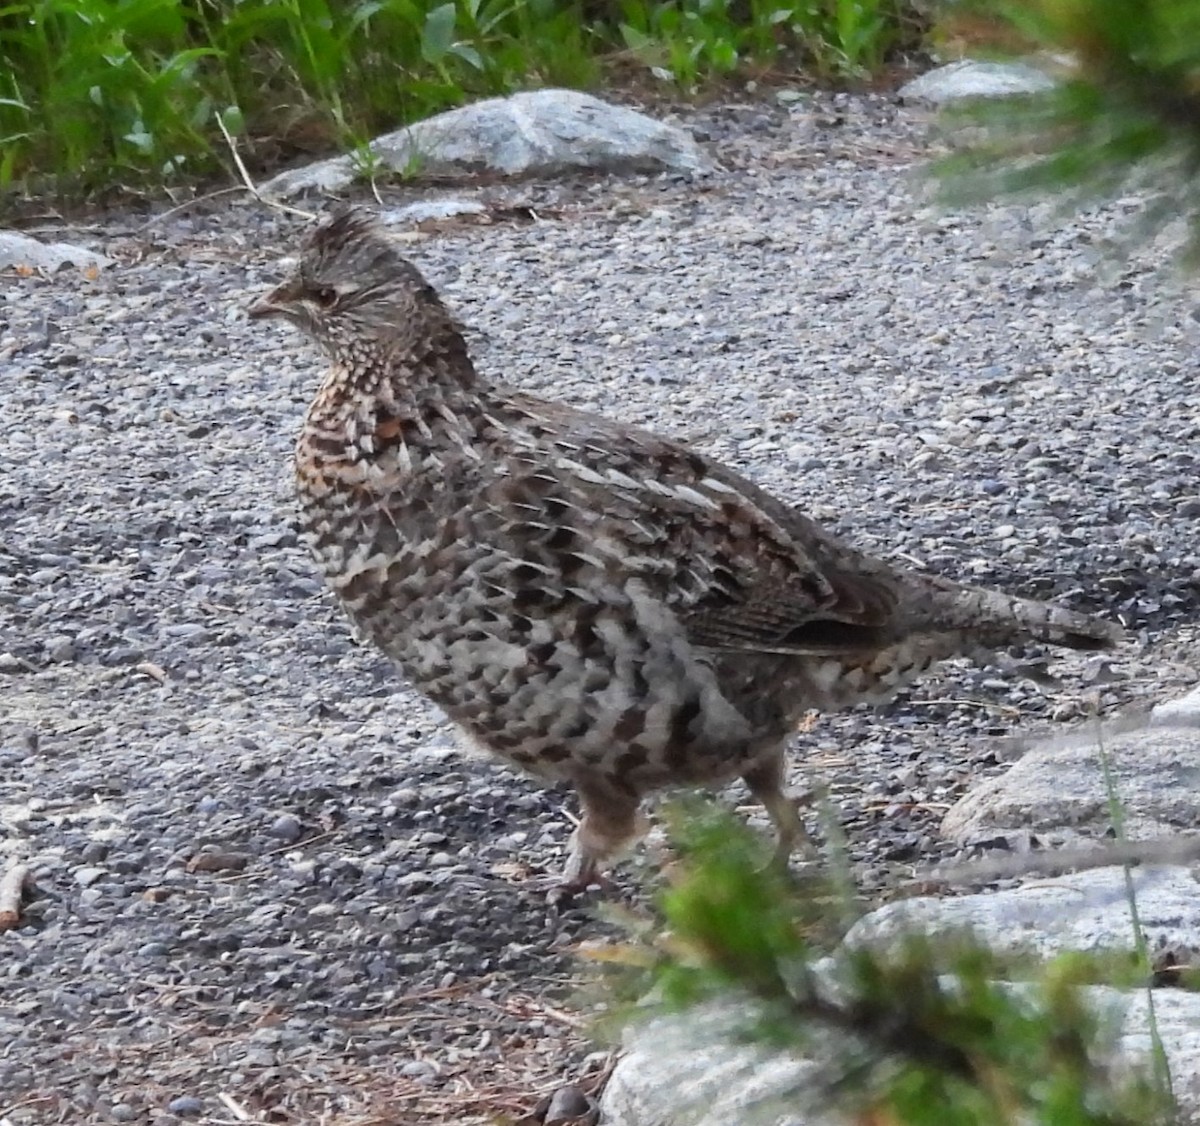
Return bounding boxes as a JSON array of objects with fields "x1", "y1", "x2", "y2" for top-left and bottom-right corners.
[{"x1": 312, "y1": 285, "x2": 338, "y2": 308}]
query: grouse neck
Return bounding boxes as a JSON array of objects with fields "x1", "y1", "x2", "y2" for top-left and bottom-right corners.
[{"x1": 305, "y1": 339, "x2": 497, "y2": 465}]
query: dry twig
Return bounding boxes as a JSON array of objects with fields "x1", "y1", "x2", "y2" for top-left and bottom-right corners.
[
  {"x1": 214, "y1": 111, "x2": 316, "y2": 223},
  {"x1": 216, "y1": 1091, "x2": 255, "y2": 1121}
]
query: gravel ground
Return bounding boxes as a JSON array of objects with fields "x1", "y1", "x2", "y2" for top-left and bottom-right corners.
[{"x1": 3, "y1": 92, "x2": 1200, "y2": 1124}]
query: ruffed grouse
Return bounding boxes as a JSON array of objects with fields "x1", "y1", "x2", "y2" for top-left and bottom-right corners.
[{"x1": 249, "y1": 209, "x2": 1123, "y2": 891}]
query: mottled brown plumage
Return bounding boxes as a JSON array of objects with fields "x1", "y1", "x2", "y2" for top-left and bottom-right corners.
[{"x1": 249, "y1": 209, "x2": 1124, "y2": 891}]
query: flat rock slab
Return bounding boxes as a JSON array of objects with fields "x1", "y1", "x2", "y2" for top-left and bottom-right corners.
[
  {"x1": 603, "y1": 982, "x2": 1200, "y2": 1126},
  {"x1": 262, "y1": 89, "x2": 714, "y2": 198},
  {"x1": 899, "y1": 60, "x2": 1056, "y2": 105},
  {"x1": 942, "y1": 726, "x2": 1200, "y2": 842},
  {"x1": 601, "y1": 1003, "x2": 847, "y2": 1126},
  {"x1": 1152, "y1": 685, "x2": 1200, "y2": 729},
  {"x1": 381, "y1": 198, "x2": 487, "y2": 225},
  {"x1": 845, "y1": 864, "x2": 1200, "y2": 959},
  {"x1": 0, "y1": 231, "x2": 111, "y2": 273}
]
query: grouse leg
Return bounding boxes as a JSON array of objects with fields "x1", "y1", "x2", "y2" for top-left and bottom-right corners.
[
  {"x1": 556, "y1": 774, "x2": 645, "y2": 899},
  {"x1": 741, "y1": 754, "x2": 815, "y2": 865}
]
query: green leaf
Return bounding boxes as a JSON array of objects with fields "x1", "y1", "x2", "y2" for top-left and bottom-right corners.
[
  {"x1": 218, "y1": 103, "x2": 244, "y2": 135},
  {"x1": 448, "y1": 42, "x2": 485, "y2": 70},
  {"x1": 123, "y1": 122, "x2": 154, "y2": 153},
  {"x1": 420, "y1": 2, "x2": 458, "y2": 64},
  {"x1": 618, "y1": 21, "x2": 653, "y2": 51}
]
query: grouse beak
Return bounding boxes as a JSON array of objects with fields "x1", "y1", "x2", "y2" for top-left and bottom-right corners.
[{"x1": 247, "y1": 278, "x2": 301, "y2": 320}]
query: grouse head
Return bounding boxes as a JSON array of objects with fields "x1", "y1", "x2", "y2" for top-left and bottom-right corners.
[{"x1": 249, "y1": 208, "x2": 459, "y2": 368}]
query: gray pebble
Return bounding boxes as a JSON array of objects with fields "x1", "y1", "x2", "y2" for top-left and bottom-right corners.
[
  {"x1": 80, "y1": 842, "x2": 109, "y2": 865},
  {"x1": 546, "y1": 1084, "x2": 592, "y2": 1123},
  {"x1": 269, "y1": 813, "x2": 303, "y2": 842},
  {"x1": 44, "y1": 636, "x2": 75, "y2": 662},
  {"x1": 400, "y1": 1059, "x2": 438, "y2": 1080}
]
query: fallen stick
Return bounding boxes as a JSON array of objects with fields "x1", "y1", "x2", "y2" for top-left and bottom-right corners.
[{"x1": 0, "y1": 863, "x2": 30, "y2": 931}]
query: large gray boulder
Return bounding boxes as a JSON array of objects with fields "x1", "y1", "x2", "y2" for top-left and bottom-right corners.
[
  {"x1": 261, "y1": 89, "x2": 714, "y2": 198},
  {"x1": 0, "y1": 231, "x2": 111, "y2": 273},
  {"x1": 941, "y1": 725, "x2": 1200, "y2": 843},
  {"x1": 846, "y1": 864, "x2": 1200, "y2": 960},
  {"x1": 898, "y1": 59, "x2": 1056, "y2": 105},
  {"x1": 1152, "y1": 685, "x2": 1200, "y2": 729},
  {"x1": 603, "y1": 982, "x2": 1200, "y2": 1126},
  {"x1": 601, "y1": 1000, "x2": 848, "y2": 1126}
]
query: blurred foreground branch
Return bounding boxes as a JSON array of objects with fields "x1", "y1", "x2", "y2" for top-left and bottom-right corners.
[
  {"x1": 934, "y1": 0, "x2": 1200, "y2": 263},
  {"x1": 607, "y1": 807, "x2": 1174, "y2": 1126}
]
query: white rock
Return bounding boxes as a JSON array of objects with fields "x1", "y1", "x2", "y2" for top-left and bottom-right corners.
[
  {"x1": 380, "y1": 198, "x2": 487, "y2": 225},
  {"x1": 899, "y1": 60, "x2": 1056, "y2": 105},
  {"x1": 1151, "y1": 685, "x2": 1200, "y2": 729},
  {"x1": 0, "y1": 231, "x2": 111, "y2": 273},
  {"x1": 261, "y1": 89, "x2": 714, "y2": 198},
  {"x1": 845, "y1": 865, "x2": 1200, "y2": 960},
  {"x1": 601, "y1": 1002, "x2": 848, "y2": 1126},
  {"x1": 942, "y1": 726, "x2": 1200, "y2": 842},
  {"x1": 1115, "y1": 987, "x2": 1200, "y2": 1114},
  {"x1": 603, "y1": 981, "x2": 1200, "y2": 1126}
]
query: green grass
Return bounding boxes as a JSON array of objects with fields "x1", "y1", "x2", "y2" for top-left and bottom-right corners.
[
  {"x1": 616, "y1": 0, "x2": 906, "y2": 88},
  {"x1": 1, "y1": 0, "x2": 924, "y2": 201}
]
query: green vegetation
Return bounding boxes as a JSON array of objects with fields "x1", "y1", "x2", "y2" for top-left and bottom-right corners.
[
  {"x1": 933, "y1": 0, "x2": 1200, "y2": 264},
  {"x1": 604, "y1": 806, "x2": 1175, "y2": 1126},
  {"x1": 615, "y1": 0, "x2": 907, "y2": 89},
  {"x1": 1, "y1": 0, "x2": 922, "y2": 200}
]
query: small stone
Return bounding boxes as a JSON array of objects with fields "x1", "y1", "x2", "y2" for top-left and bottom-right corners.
[
  {"x1": 73, "y1": 867, "x2": 107, "y2": 888},
  {"x1": 545, "y1": 1084, "x2": 592, "y2": 1123},
  {"x1": 45, "y1": 636, "x2": 76, "y2": 662},
  {"x1": 400, "y1": 1059, "x2": 438, "y2": 1081},
  {"x1": 186, "y1": 850, "x2": 249, "y2": 873},
  {"x1": 166, "y1": 1095, "x2": 204, "y2": 1115},
  {"x1": 110, "y1": 1105, "x2": 136, "y2": 1122},
  {"x1": 268, "y1": 813, "x2": 303, "y2": 842},
  {"x1": 81, "y1": 841, "x2": 109, "y2": 864}
]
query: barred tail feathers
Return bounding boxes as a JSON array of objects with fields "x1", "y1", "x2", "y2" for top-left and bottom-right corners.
[{"x1": 922, "y1": 582, "x2": 1125, "y2": 652}]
